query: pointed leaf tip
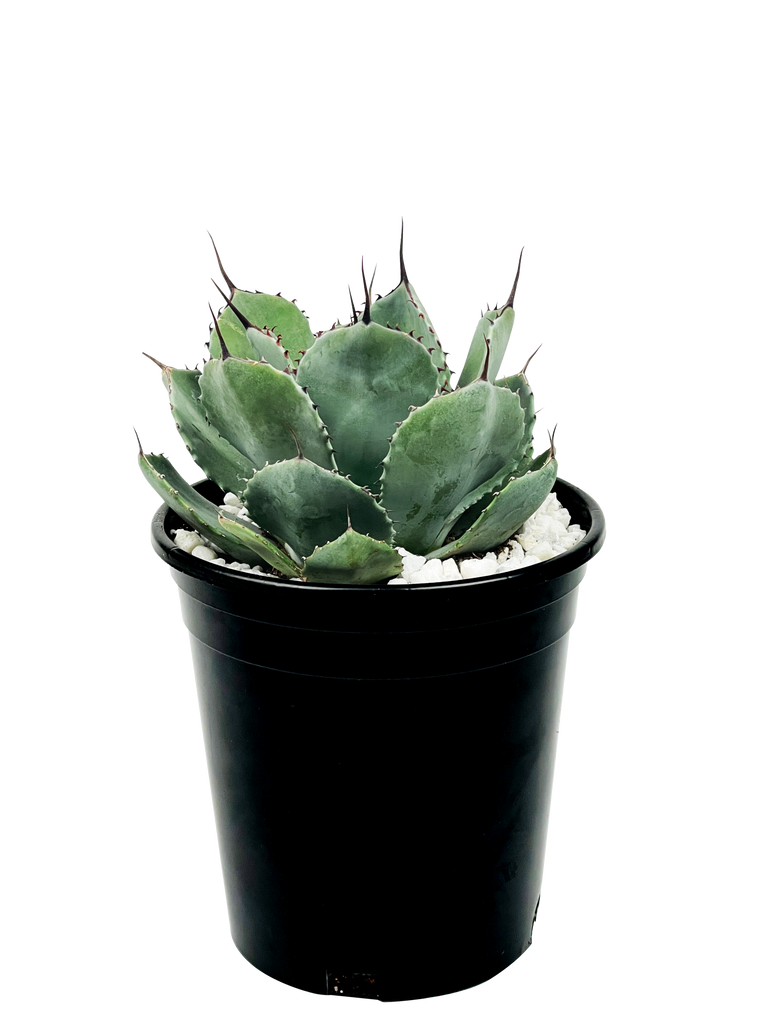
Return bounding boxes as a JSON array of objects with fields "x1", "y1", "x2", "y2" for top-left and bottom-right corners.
[
  {"x1": 202, "y1": 296, "x2": 233, "y2": 360},
  {"x1": 544, "y1": 419, "x2": 561, "y2": 460},
  {"x1": 130, "y1": 423, "x2": 145, "y2": 456},
  {"x1": 141, "y1": 348, "x2": 173, "y2": 372},
  {"x1": 344, "y1": 280, "x2": 360, "y2": 323},
  {"x1": 202, "y1": 227, "x2": 239, "y2": 292},
  {"x1": 399, "y1": 210, "x2": 411, "y2": 284},
  {"x1": 211, "y1": 279, "x2": 255, "y2": 330},
  {"x1": 505, "y1": 241, "x2": 528, "y2": 309},
  {"x1": 360, "y1": 251, "x2": 372, "y2": 323},
  {"x1": 518, "y1": 339, "x2": 548, "y2": 376}
]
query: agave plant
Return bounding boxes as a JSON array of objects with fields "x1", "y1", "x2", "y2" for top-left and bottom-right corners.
[{"x1": 138, "y1": 229, "x2": 558, "y2": 585}]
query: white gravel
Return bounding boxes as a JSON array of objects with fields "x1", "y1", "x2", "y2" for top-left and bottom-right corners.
[{"x1": 170, "y1": 490, "x2": 586, "y2": 584}]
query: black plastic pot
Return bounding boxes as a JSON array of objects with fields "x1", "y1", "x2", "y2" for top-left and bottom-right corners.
[{"x1": 150, "y1": 477, "x2": 605, "y2": 1002}]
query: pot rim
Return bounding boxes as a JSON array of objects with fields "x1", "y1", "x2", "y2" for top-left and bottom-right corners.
[{"x1": 151, "y1": 476, "x2": 605, "y2": 593}]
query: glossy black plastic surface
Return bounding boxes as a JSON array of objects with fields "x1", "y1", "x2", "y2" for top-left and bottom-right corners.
[{"x1": 151, "y1": 479, "x2": 605, "y2": 1000}]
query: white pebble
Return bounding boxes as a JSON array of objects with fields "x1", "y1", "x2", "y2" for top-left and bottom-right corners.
[
  {"x1": 400, "y1": 551, "x2": 427, "y2": 577},
  {"x1": 174, "y1": 529, "x2": 204, "y2": 554},
  {"x1": 521, "y1": 554, "x2": 542, "y2": 566},
  {"x1": 223, "y1": 492, "x2": 244, "y2": 508},
  {"x1": 559, "y1": 533, "x2": 578, "y2": 550},
  {"x1": 460, "y1": 558, "x2": 498, "y2": 579},
  {"x1": 499, "y1": 556, "x2": 524, "y2": 573},
  {"x1": 408, "y1": 559, "x2": 446, "y2": 584},
  {"x1": 541, "y1": 492, "x2": 561, "y2": 513},
  {"x1": 441, "y1": 558, "x2": 462, "y2": 580},
  {"x1": 191, "y1": 545, "x2": 216, "y2": 561},
  {"x1": 529, "y1": 540, "x2": 555, "y2": 560}
]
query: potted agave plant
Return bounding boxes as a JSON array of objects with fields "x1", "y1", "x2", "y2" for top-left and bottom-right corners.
[{"x1": 140, "y1": 227, "x2": 605, "y2": 1002}]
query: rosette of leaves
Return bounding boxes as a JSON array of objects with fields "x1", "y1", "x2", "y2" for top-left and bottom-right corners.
[{"x1": 138, "y1": 230, "x2": 557, "y2": 585}]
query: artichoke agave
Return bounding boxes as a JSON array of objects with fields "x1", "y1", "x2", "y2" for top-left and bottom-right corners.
[{"x1": 138, "y1": 230, "x2": 558, "y2": 585}]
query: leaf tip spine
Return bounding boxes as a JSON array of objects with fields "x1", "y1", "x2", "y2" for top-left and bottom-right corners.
[
  {"x1": 202, "y1": 226, "x2": 239, "y2": 294},
  {"x1": 398, "y1": 217, "x2": 408, "y2": 284},
  {"x1": 361, "y1": 257, "x2": 372, "y2": 324},
  {"x1": 501, "y1": 241, "x2": 528, "y2": 309},
  {"x1": 141, "y1": 352, "x2": 173, "y2": 372},
  {"x1": 130, "y1": 423, "x2": 145, "y2": 456}
]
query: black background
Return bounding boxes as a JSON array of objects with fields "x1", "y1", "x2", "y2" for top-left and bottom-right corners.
[{"x1": 121, "y1": 207, "x2": 630, "y2": 1015}]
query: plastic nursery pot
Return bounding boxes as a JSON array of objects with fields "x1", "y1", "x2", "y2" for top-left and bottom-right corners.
[{"x1": 150, "y1": 477, "x2": 605, "y2": 1002}]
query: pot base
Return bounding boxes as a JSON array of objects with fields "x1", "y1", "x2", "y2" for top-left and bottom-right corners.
[{"x1": 234, "y1": 937, "x2": 536, "y2": 1003}]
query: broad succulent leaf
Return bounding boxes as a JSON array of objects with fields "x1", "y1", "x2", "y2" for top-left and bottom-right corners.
[
  {"x1": 495, "y1": 350, "x2": 544, "y2": 454},
  {"x1": 450, "y1": 429, "x2": 542, "y2": 537},
  {"x1": 138, "y1": 449, "x2": 298, "y2": 574},
  {"x1": 379, "y1": 380, "x2": 526, "y2": 555},
  {"x1": 440, "y1": 461, "x2": 525, "y2": 539},
  {"x1": 369, "y1": 259, "x2": 450, "y2": 389},
  {"x1": 199, "y1": 356, "x2": 335, "y2": 473},
  {"x1": 499, "y1": 370, "x2": 536, "y2": 430},
  {"x1": 210, "y1": 290, "x2": 314, "y2": 368},
  {"x1": 302, "y1": 529, "x2": 403, "y2": 585},
  {"x1": 242, "y1": 456, "x2": 394, "y2": 559},
  {"x1": 215, "y1": 507, "x2": 305, "y2": 573},
  {"x1": 426, "y1": 451, "x2": 558, "y2": 560},
  {"x1": 457, "y1": 305, "x2": 515, "y2": 389},
  {"x1": 154, "y1": 362, "x2": 256, "y2": 497},
  {"x1": 296, "y1": 320, "x2": 438, "y2": 488}
]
